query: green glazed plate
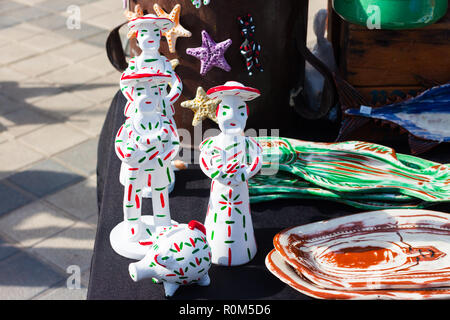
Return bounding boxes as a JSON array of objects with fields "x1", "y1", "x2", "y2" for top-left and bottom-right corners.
[
  {"x1": 249, "y1": 171, "x2": 429, "y2": 210},
  {"x1": 249, "y1": 137, "x2": 450, "y2": 209},
  {"x1": 332, "y1": 0, "x2": 448, "y2": 29}
]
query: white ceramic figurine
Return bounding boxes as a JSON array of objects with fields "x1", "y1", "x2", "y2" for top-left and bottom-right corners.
[
  {"x1": 199, "y1": 81, "x2": 263, "y2": 266},
  {"x1": 120, "y1": 14, "x2": 184, "y2": 198},
  {"x1": 110, "y1": 71, "x2": 180, "y2": 260},
  {"x1": 129, "y1": 220, "x2": 212, "y2": 297}
]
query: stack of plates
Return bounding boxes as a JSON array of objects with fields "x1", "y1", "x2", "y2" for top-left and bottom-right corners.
[
  {"x1": 265, "y1": 209, "x2": 450, "y2": 299},
  {"x1": 249, "y1": 137, "x2": 450, "y2": 211}
]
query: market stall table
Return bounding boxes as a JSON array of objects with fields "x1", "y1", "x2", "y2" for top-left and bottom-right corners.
[{"x1": 87, "y1": 91, "x2": 450, "y2": 300}]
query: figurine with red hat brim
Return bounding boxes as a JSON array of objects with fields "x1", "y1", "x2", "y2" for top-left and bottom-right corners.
[
  {"x1": 199, "y1": 81, "x2": 263, "y2": 266},
  {"x1": 111, "y1": 71, "x2": 180, "y2": 260},
  {"x1": 119, "y1": 13, "x2": 185, "y2": 202}
]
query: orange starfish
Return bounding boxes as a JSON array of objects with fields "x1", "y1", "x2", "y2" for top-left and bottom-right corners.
[
  {"x1": 153, "y1": 4, "x2": 192, "y2": 53},
  {"x1": 124, "y1": 4, "x2": 144, "y2": 39}
]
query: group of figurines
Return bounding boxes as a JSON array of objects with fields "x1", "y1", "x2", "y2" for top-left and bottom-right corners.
[{"x1": 109, "y1": 13, "x2": 263, "y2": 297}]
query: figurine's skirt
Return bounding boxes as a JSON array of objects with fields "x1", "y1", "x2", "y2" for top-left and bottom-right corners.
[{"x1": 205, "y1": 181, "x2": 257, "y2": 266}]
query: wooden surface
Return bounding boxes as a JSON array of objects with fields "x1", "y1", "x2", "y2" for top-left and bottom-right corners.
[{"x1": 329, "y1": 0, "x2": 450, "y2": 104}]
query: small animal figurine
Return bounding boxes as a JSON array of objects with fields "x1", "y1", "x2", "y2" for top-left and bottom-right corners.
[
  {"x1": 238, "y1": 14, "x2": 263, "y2": 76},
  {"x1": 110, "y1": 71, "x2": 180, "y2": 259},
  {"x1": 199, "y1": 81, "x2": 263, "y2": 266},
  {"x1": 129, "y1": 220, "x2": 212, "y2": 297}
]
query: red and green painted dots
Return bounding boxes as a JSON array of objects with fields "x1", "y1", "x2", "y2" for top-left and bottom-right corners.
[
  {"x1": 136, "y1": 28, "x2": 160, "y2": 41},
  {"x1": 129, "y1": 221, "x2": 212, "y2": 294},
  {"x1": 162, "y1": 234, "x2": 211, "y2": 285},
  {"x1": 209, "y1": 185, "x2": 254, "y2": 266},
  {"x1": 199, "y1": 135, "x2": 262, "y2": 266},
  {"x1": 120, "y1": 51, "x2": 183, "y2": 119}
]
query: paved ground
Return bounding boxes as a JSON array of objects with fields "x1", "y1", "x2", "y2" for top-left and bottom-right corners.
[
  {"x1": 0, "y1": 0, "x2": 327, "y2": 299},
  {"x1": 0, "y1": 0, "x2": 124, "y2": 300}
]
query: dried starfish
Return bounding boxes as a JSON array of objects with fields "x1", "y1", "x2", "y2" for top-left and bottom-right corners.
[
  {"x1": 153, "y1": 3, "x2": 192, "y2": 53},
  {"x1": 181, "y1": 86, "x2": 221, "y2": 126}
]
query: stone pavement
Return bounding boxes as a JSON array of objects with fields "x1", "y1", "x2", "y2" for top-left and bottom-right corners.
[
  {"x1": 0, "y1": 0, "x2": 327, "y2": 300},
  {"x1": 0, "y1": 0, "x2": 124, "y2": 300}
]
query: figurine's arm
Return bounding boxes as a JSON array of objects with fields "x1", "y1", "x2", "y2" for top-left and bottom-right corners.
[
  {"x1": 199, "y1": 140, "x2": 243, "y2": 186},
  {"x1": 126, "y1": 115, "x2": 180, "y2": 164},
  {"x1": 114, "y1": 124, "x2": 147, "y2": 166},
  {"x1": 162, "y1": 59, "x2": 182, "y2": 116},
  {"x1": 199, "y1": 137, "x2": 225, "y2": 180},
  {"x1": 232, "y1": 137, "x2": 262, "y2": 183},
  {"x1": 158, "y1": 115, "x2": 181, "y2": 162}
]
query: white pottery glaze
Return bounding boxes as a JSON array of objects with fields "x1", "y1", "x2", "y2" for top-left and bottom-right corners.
[
  {"x1": 120, "y1": 14, "x2": 183, "y2": 198},
  {"x1": 199, "y1": 81, "x2": 262, "y2": 266},
  {"x1": 110, "y1": 69, "x2": 180, "y2": 259}
]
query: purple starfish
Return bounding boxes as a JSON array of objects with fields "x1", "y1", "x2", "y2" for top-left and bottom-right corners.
[{"x1": 186, "y1": 30, "x2": 232, "y2": 75}]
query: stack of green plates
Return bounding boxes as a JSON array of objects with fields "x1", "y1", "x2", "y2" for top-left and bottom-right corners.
[{"x1": 248, "y1": 137, "x2": 450, "y2": 210}]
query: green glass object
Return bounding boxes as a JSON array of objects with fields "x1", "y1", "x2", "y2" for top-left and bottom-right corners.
[
  {"x1": 248, "y1": 137, "x2": 450, "y2": 209},
  {"x1": 332, "y1": 0, "x2": 448, "y2": 29},
  {"x1": 249, "y1": 171, "x2": 430, "y2": 210}
]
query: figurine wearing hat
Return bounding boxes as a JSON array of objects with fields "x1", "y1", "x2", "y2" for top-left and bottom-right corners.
[
  {"x1": 120, "y1": 14, "x2": 184, "y2": 199},
  {"x1": 111, "y1": 71, "x2": 180, "y2": 259},
  {"x1": 199, "y1": 81, "x2": 263, "y2": 266},
  {"x1": 122, "y1": 14, "x2": 182, "y2": 113}
]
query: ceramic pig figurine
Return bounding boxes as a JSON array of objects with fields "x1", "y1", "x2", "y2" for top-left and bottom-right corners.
[{"x1": 129, "y1": 220, "x2": 212, "y2": 297}]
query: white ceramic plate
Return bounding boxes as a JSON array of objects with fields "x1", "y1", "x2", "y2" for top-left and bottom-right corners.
[
  {"x1": 265, "y1": 249, "x2": 450, "y2": 300},
  {"x1": 274, "y1": 209, "x2": 450, "y2": 291}
]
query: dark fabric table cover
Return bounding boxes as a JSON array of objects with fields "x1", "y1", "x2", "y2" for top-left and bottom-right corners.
[{"x1": 87, "y1": 90, "x2": 450, "y2": 300}]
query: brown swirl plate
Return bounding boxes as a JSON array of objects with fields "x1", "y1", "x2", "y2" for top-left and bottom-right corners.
[
  {"x1": 273, "y1": 209, "x2": 450, "y2": 291},
  {"x1": 265, "y1": 249, "x2": 450, "y2": 300}
]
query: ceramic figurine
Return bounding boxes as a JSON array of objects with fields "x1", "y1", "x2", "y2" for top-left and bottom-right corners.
[
  {"x1": 129, "y1": 220, "x2": 212, "y2": 297},
  {"x1": 199, "y1": 81, "x2": 262, "y2": 266},
  {"x1": 249, "y1": 136, "x2": 450, "y2": 208},
  {"x1": 153, "y1": 4, "x2": 192, "y2": 53},
  {"x1": 120, "y1": 14, "x2": 184, "y2": 198},
  {"x1": 110, "y1": 71, "x2": 180, "y2": 260},
  {"x1": 238, "y1": 14, "x2": 263, "y2": 76}
]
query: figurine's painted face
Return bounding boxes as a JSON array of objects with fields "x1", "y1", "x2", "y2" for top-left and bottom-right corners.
[
  {"x1": 216, "y1": 95, "x2": 248, "y2": 135},
  {"x1": 132, "y1": 81, "x2": 162, "y2": 114},
  {"x1": 136, "y1": 25, "x2": 161, "y2": 51}
]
